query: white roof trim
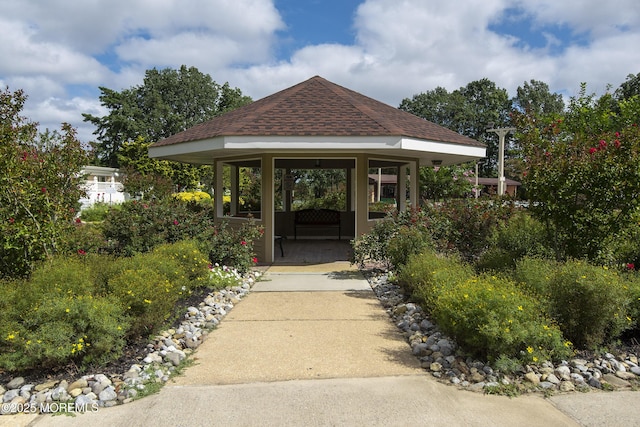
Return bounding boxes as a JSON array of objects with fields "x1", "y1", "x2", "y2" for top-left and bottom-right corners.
[{"x1": 150, "y1": 135, "x2": 484, "y2": 158}]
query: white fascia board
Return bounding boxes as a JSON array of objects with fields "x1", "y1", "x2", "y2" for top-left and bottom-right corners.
[
  {"x1": 222, "y1": 135, "x2": 400, "y2": 150},
  {"x1": 148, "y1": 138, "x2": 225, "y2": 158},
  {"x1": 148, "y1": 135, "x2": 486, "y2": 159},
  {"x1": 401, "y1": 138, "x2": 486, "y2": 158}
]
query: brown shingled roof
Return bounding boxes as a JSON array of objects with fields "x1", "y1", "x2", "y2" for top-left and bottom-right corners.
[{"x1": 151, "y1": 76, "x2": 484, "y2": 148}]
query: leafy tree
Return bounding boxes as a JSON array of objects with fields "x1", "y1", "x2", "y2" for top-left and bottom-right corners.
[
  {"x1": 508, "y1": 80, "x2": 565, "y2": 183},
  {"x1": 419, "y1": 165, "x2": 475, "y2": 202},
  {"x1": 514, "y1": 84, "x2": 640, "y2": 260},
  {"x1": 615, "y1": 72, "x2": 640, "y2": 101},
  {"x1": 399, "y1": 79, "x2": 511, "y2": 176},
  {"x1": 512, "y1": 79, "x2": 565, "y2": 116},
  {"x1": 117, "y1": 136, "x2": 201, "y2": 196},
  {"x1": 1, "y1": 88, "x2": 89, "y2": 278},
  {"x1": 83, "y1": 66, "x2": 252, "y2": 187}
]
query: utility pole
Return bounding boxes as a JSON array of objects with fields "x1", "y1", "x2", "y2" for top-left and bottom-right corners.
[{"x1": 486, "y1": 126, "x2": 515, "y2": 196}]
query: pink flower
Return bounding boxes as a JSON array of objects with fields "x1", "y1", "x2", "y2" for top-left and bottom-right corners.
[
  {"x1": 615, "y1": 132, "x2": 621, "y2": 137},
  {"x1": 9, "y1": 218, "x2": 15, "y2": 224},
  {"x1": 77, "y1": 249, "x2": 86, "y2": 255},
  {"x1": 614, "y1": 139, "x2": 621, "y2": 148},
  {"x1": 173, "y1": 219, "x2": 179, "y2": 225},
  {"x1": 75, "y1": 218, "x2": 82, "y2": 224},
  {"x1": 252, "y1": 257, "x2": 258, "y2": 264},
  {"x1": 589, "y1": 147, "x2": 598, "y2": 155},
  {"x1": 627, "y1": 263, "x2": 635, "y2": 270},
  {"x1": 241, "y1": 240, "x2": 247, "y2": 246},
  {"x1": 599, "y1": 140, "x2": 607, "y2": 149},
  {"x1": 41, "y1": 187, "x2": 47, "y2": 193}
]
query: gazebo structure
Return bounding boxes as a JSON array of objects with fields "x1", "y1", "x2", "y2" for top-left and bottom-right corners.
[{"x1": 148, "y1": 76, "x2": 485, "y2": 263}]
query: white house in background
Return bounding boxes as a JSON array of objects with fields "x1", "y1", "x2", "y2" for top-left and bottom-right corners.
[{"x1": 79, "y1": 166, "x2": 129, "y2": 209}]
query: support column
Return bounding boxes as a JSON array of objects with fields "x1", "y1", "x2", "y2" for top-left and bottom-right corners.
[
  {"x1": 231, "y1": 165, "x2": 238, "y2": 216},
  {"x1": 215, "y1": 160, "x2": 224, "y2": 218},
  {"x1": 355, "y1": 154, "x2": 370, "y2": 237},
  {"x1": 262, "y1": 154, "x2": 274, "y2": 263},
  {"x1": 409, "y1": 160, "x2": 418, "y2": 208},
  {"x1": 398, "y1": 165, "x2": 407, "y2": 211}
]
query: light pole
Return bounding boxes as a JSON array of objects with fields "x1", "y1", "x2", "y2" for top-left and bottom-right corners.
[{"x1": 486, "y1": 126, "x2": 515, "y2": 196}]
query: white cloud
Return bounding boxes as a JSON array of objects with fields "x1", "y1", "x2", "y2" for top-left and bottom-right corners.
[
  {"x1": 518, "y1": 0, "x2": 640, "y2": 38},
  {"x1": 1, "y1": 0, "x2": 638, "y2": 145}
]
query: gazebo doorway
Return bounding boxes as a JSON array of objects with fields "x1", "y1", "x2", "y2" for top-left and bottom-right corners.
[{"x1": 273, "y1": 157, "x2": 355, "y2": 241}]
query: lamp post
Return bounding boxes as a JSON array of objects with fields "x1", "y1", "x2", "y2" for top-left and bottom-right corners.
[{"x1": 486, "y1": 126, "x2": 515, "y2": 196}]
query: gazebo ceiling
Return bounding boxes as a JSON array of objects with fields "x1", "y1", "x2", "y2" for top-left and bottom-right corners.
[{"x1": 149, "y1": 76, "x2": 486, "y2": 166}]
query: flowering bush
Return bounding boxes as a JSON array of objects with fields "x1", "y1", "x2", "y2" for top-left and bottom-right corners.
[
  {"x1": 398, "y1": 250, "x2": 474, "y2": 309},
  {"x1": 513, "y1": 257, "x2": 637, "y2": 349},
  {"x1": 431, "y1": 274, "x2": 572, "y2": 364},
  {"x1": 514, "y1": 87, "x2": 640, "y2": 260},
  {"x1": 109, "y1": 264, "x2": 178, "y2": 339},
  {"x1": 400, "y1": 250, "x2": 571, "y2": 364},
  {"x1": 101, "y1": 198, "x2": 216, "y2": 256},
  {"x1": 0, "y1": 257, "x2": 128, "y2": 371},
  {"x1": 151, "y1": 240, "x2": 213, "y2": 290},
  {"x1": 0, "y1": 238, "x2": 247, "y2": 373},
  {"x1": 198, "y1": 220, "x2": 263, "y2": 274},
  {"x1": 172, "y1": 190, "x2": 212, "y2": 203},
  {"x1": 209, "y1": 264, "x2": 244, "y2": 289},
  {"x1": 0, "y1": 88, "x2": 89, "y2": 278}
]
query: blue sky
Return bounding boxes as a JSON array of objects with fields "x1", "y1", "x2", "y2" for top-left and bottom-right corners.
[
  {"x1": 0, "y1": 0, "x2": 638, "y2": 143},
  {"x1": 275, "y1": 0, "x2": 361, "y2": 57}
]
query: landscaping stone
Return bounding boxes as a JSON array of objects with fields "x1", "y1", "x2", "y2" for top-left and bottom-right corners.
[{"x1": 6, "y1": 377, "x2": 25, "y2": 390}]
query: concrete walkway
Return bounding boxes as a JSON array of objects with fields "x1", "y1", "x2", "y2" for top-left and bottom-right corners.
[{"x1": 8, "y1": 263, "x2": 639, "y2": 426}]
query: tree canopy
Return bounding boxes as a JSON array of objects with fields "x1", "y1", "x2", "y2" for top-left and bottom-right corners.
[{"x1": 83, "y1": 66, "x2": 252, "y2": 189}]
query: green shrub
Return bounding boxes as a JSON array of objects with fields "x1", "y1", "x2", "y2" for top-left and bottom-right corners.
[
  {"x1": 60, "y1": 222, "x2": 108, "y2": 255},
  {"x1": 23, "y1": 256, "x2": 99, "y2": 310},
  {"x1": 476, "y1": 212, "x2": 552, "y2": 272},
  {"x1": 431, "y1": 274, "x2": 572, "y2": 363},
  {"x1": 626, "y1": 273, "x2": 640, "y2": 334},
  {"x1": 80, "y1": 202, "x2": 117, "y2": 222},
  {"x1": 101, "y1": 199, "x2": 216, "y2": 256},
  {"x1": 0, "y1": 259, "x2": 128, "y2": 372},
  {"x1": 420, "y1": 200, "x2": 517, "y2": 261},
  {"x1": 351, "y1": 208, "x2": 431, "y2": 269},
  {"x1": 547, "y1": 261, "x2": 634, "y2": 349},
  {"x1": 512, "y1": 257, "x2": 558, "y2": 300},
  {"x1": 386, "y1": 225, "x2": 433, "y2": 268},
  {"x1": 398, "y1": 250, "x2": 474, "y2": 310},
  {"x1": 351, "y1": 214, "x2": 398, "y2": 268},
  {"x1": 108, "y1": 265, "x2": 179, "y2": 339},
  {"x1": 594, "y1": 220, "x2": 640, "y2": 268}
]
